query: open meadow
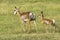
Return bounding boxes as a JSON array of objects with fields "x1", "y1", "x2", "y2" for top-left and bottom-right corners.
[{"x1": 0, "y1": 0, "x2": 60, "y2": 40}]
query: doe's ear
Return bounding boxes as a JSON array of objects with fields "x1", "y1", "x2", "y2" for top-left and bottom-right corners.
[
  {"x1": 15, "y1": 6, "x2": 17, "y2": 9},
  {"x1": 15, "y1": 6, "x2": 20, "y2": 10}
]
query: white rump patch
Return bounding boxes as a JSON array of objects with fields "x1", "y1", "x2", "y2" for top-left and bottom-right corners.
[
  {"x1": 29, "y1": 12, "x2": 35, "y2": 16},
  {"x1": 52, "y1": 19, "x2": 55, "y2": 23},
  {"x1": 29, "y1": 12, "x2": 33, "y2": 16}
]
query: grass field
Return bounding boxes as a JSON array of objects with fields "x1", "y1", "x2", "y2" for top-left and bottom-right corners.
[{"x1": 0, "y1": 0, "x2": 60, "y2": 40}]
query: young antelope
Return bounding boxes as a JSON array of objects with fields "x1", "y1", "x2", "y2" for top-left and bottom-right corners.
[{"x1": 39, "y1": 11, "x2": 56, "y2": 33}]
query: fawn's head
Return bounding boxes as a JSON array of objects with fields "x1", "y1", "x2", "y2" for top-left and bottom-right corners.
[{"x1": 39, "y1": 11, "x2": 44, "y2": 17}]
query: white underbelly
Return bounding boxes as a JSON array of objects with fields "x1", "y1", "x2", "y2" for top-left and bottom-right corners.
[
  {"x1": 23, "y1": 19, "x2": 28, "y2": 22},
  {"x1": 45, "y1": 21, "x2": 49, "y2": 24},
  {"x1": 21, "y1": 16, "x2": 28, "y2": 22}
]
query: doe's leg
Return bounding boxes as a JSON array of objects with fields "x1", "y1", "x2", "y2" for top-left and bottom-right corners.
[
  {"x1": 20, "y1": 19, "x2": 26, "y2": 32},
  {"x1": 34, "y1": 21, "x2": 38, "y2": 33},
  {"x1": 27, "y1": 20, "x2": 31, "y2": 33}
]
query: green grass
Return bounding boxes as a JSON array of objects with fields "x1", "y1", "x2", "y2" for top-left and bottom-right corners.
[
  {"x1": 0, "y1": 0, "x2": 60, "y2": 40},
  {"x1": 0, "y1": 33, "x2": 60, "y2": 40}
]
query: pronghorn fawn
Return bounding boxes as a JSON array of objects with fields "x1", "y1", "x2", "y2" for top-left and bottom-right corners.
[
  {"x1": 13, "y1": 6, "x2": 37, "y2": 33},
  {"x1": 39, "y1": 11, "x2": 56, "y2": 33}
]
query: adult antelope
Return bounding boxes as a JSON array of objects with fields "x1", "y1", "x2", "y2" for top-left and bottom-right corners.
[
  {"x1": 39, "y1": 11, "x2": 56, "y2": 33},
  {"x1": 13, "y1": 6, "x2": 37, "y2": 33}
]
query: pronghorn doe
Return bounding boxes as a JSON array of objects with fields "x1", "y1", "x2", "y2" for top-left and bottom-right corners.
[
  {"x1": 13, "y1": 6, "x2": 37, "y2": 32},
  {"x1": 39, "y1": 11, "x2": 56, "y2": 33}
]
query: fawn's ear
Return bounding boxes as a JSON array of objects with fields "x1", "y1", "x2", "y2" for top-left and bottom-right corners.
[{"x1": 41, "y1": 11, "x2": 43, "y2": 13}]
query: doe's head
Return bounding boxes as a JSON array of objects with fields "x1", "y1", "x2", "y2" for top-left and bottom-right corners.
[{"x1": 13, "y1": 6, "x2": 20, "y2": 15}]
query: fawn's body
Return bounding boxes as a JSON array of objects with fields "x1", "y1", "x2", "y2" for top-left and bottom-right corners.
[{"x1": 39, "y1": 11, "x2": 56, "y2": 33}]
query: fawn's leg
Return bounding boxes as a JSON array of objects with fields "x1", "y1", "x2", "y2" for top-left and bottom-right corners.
[
  {"x1": 44, "y1": 24, "x2": 48, "y2": 33},
  {"x1": 52, "y1": 26, "x2": 56, "y2": 33},
  {"x1": 51, "y1": 23, "x2": 56, "y2": 33}
]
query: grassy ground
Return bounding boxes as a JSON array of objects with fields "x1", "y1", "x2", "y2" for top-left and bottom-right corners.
[{"x1": 0, "y1": 0, "x2": 60, "y2": 40}]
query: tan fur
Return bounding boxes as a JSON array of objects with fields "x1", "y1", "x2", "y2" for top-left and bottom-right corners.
[
  {"x1": 39, "y1": 11, "x2": 56, "y2": 33},
  {"x1": 14, "y1": 6, "x2": 37, "y2": 33}
]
